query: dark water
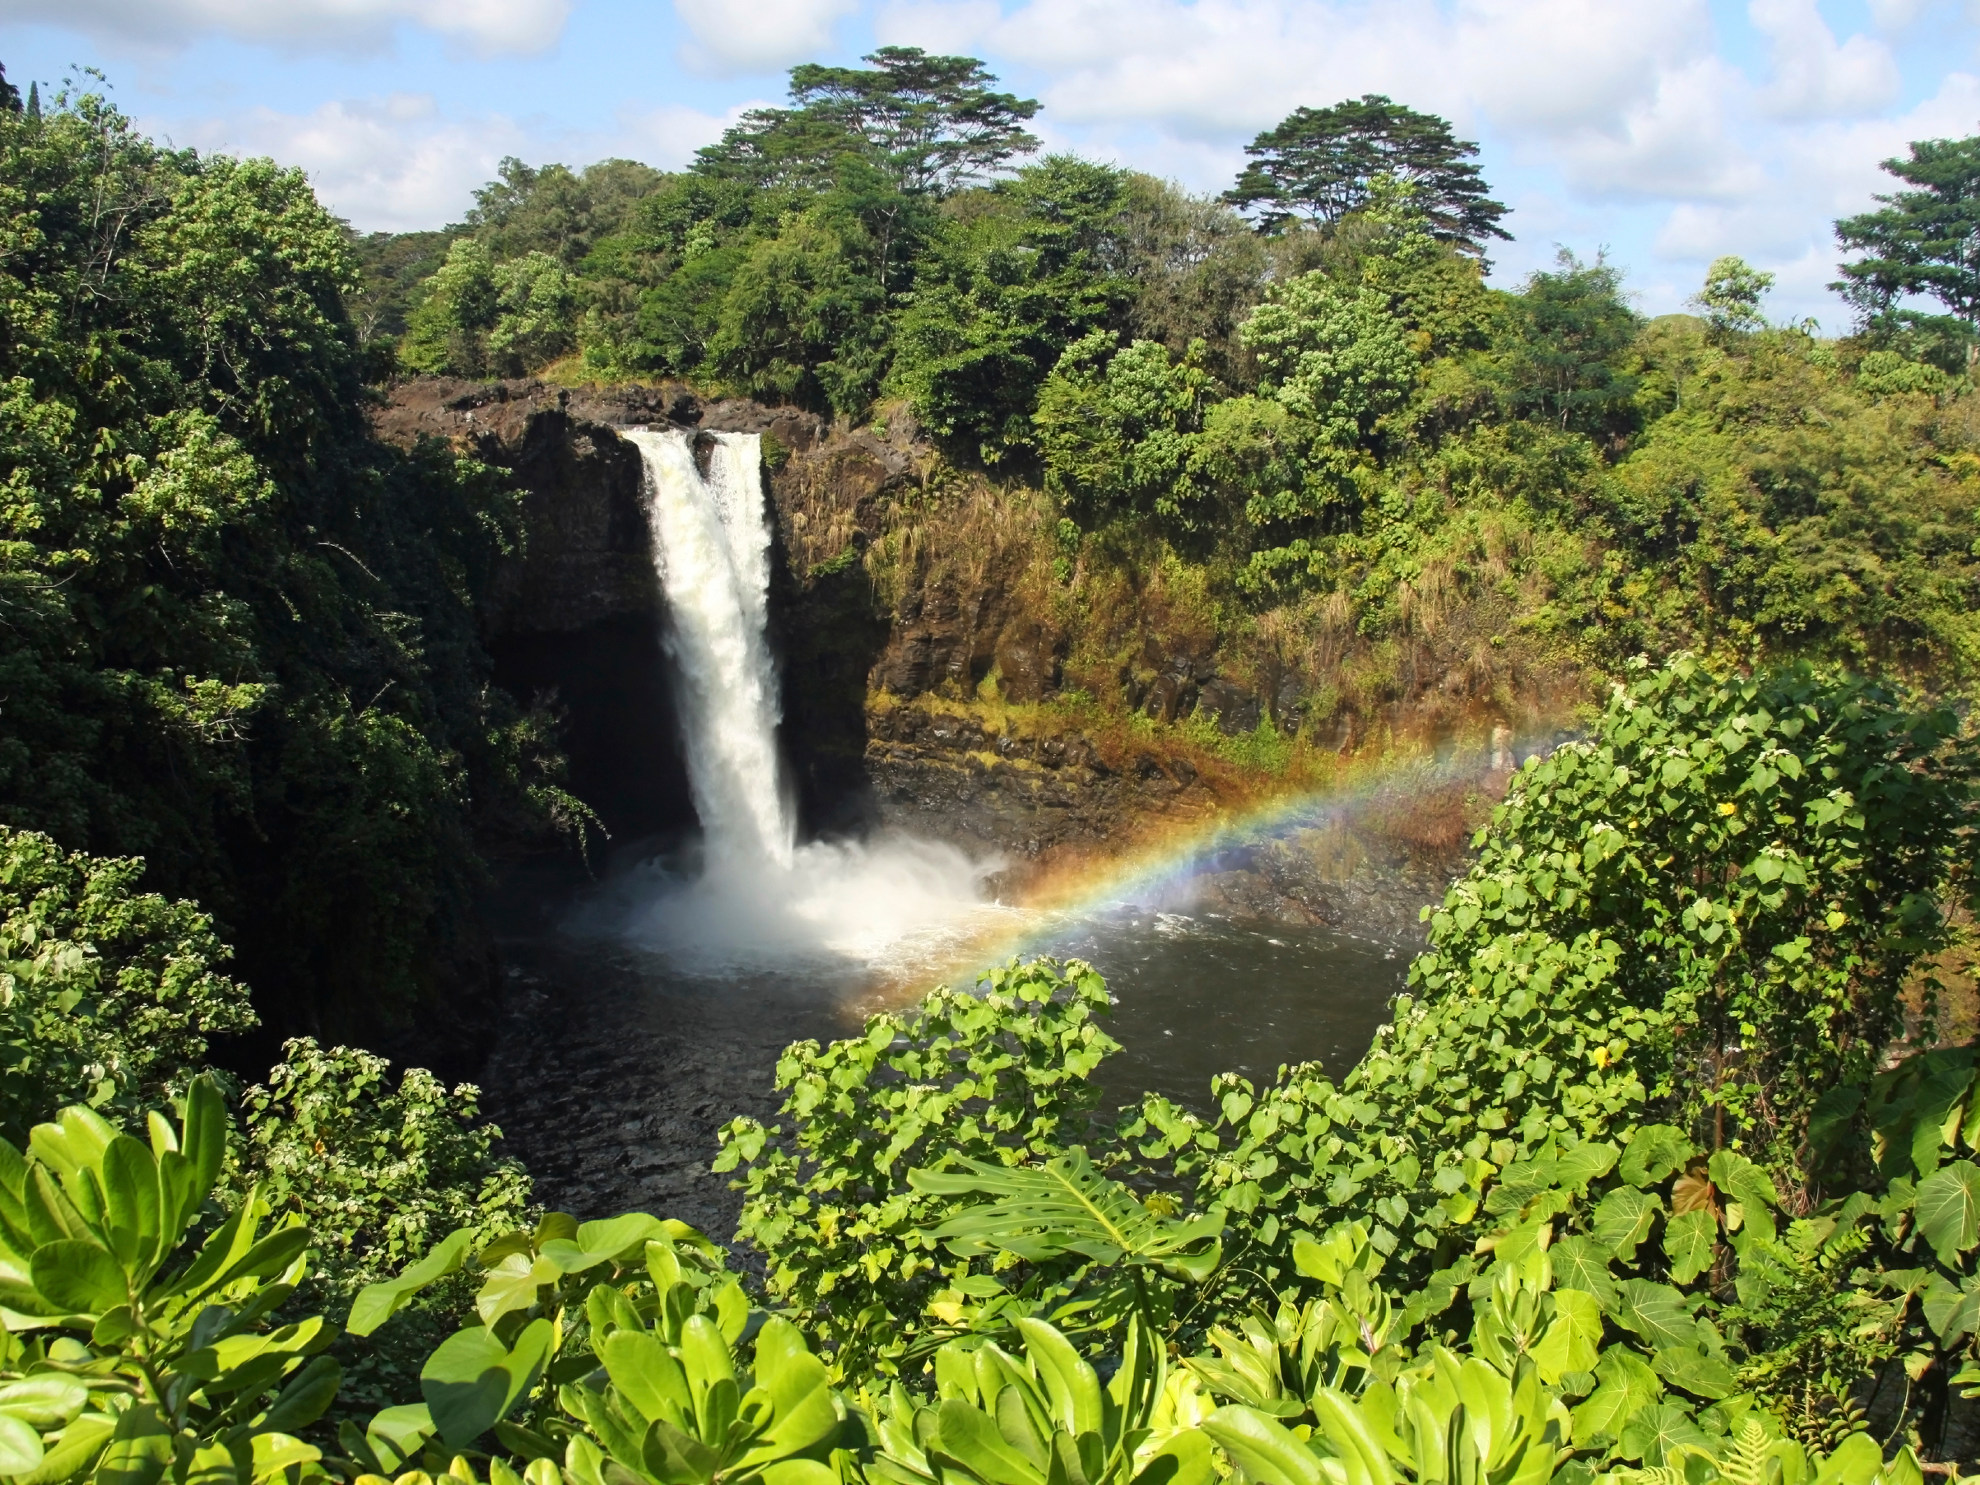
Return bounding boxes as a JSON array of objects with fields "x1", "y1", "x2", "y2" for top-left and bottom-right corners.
[
  {"x1": 480, "y1": 853, "x2": 1409, "y2": 1229},
  {"x1": 1032, "y1": 909, "x2": 1405, "y2": 1108}
]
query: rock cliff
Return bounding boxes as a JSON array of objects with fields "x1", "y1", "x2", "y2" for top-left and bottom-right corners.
[{"x1": 374, "y1": 377, "x2": 1525, "y2": 929}]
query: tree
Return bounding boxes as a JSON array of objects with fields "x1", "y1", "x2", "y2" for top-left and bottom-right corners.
[
  {"x1": 1499, "y1": 248, "x2": 1640, "y2": 432},
  {"x1": 886, "y1": 156, "x2": 1135, "y2": 460},
  {"x1": 1834, "y1": 134, "x2": 1980, "y2": 342},
  {"x1": 1224, "y1": 94, "x2": 1510, "y2": 255},
  {"x1": 696, "y1": 47, "x2": 1039, "y2": 199},
  {"x1": 1690, "y1": 254, "x2": 1773, "y2": 336}
]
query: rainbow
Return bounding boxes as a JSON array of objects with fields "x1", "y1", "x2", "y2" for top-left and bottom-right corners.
[{"x1": 870, "y1": 726, "x2": 1556, "y2": 999}]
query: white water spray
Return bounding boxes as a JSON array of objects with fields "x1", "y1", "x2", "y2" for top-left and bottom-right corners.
[{"x1": 596, "y1": 428, "x2": 1008, "y2": 974}]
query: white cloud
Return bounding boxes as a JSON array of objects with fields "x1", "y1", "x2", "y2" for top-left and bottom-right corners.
[
  {"x1": 167, "y1": 95, "x2": 532, "y2": 230},
  {"x1": 1749, "y1": 0, "x2": 1899, "y2": 119},
  {"x1": 671, "y1": 0, "x2": 858, "y2": 74},
  {"x1": 163, "y1": 90, "x2": 745, "y2": 233},
  {"x1": 4, "y1": 0, "x2": 572, "y2": 56},
  {"x1": 872, "y1": 0, "x2": 1003, "y2": 55},
  {"x1": 608, "y1": 100, "x2": 758, "y2": 169},
  {"x1": 1647, "y1": 70, "x2": 1980, "y2": 324}
]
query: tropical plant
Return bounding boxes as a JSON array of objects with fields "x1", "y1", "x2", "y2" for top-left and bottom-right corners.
[
  {"x1": 713, "y1": 960, "x2": 1122, "y2": 1374},
  {"x1": 239, "y1": 1039, "x2": 534, "y2": 1416},
  {"x1": 0, "y1": 828, "x2": 254, "y2": 1143},
  {"x1": 0, "y1": 1076, "x2": 338, "y2": 1484}
]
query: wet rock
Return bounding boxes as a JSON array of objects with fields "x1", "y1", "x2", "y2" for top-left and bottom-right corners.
[
  {"x1": 1195, "y1": 679, "x2": 1260, "y2": 736},
  {"x1": 993, "y1": 617, "x2": 1060, "y2": 703}
]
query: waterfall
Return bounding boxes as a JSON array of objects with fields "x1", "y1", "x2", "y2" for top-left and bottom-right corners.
[
  {"x1": 628, "y1": 429, "x2": 793, "y2": 870},
  {"x1": 595, "y1": 425, "x2": 1009, "y2": 976}
]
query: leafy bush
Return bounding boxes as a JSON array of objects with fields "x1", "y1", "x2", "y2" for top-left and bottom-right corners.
[
  {"x1": 0, "y1": 826, "x2": 253, "y2": 1142},
  {"x1": 240, "y1": 1039, "x2": 534, "y2": 1416},
  {"x1": 713, "y1": 959, "x2": 1120, "y2": 1374}
]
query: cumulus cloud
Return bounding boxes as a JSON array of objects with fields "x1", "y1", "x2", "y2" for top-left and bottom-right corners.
[
  {"x1": 166, "y1": 95, "x2": 533, "y2": 231},
  {"x1": 1749, "y1": 0, "x2": 1899, "y2": 119},
  {"x1": 671, "y1": 0, "x2": 859, "y2": 75},
  {"x1": 166, "y1": 91, "x2": 742, "y2": 233},
  {"x1": 6, "y1": 0, "x2": 572, "y2": 56}
]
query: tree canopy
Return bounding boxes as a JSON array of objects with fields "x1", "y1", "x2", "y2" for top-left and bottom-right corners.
[
  {"x1": 1224, "y1": 93, "x2": 1510, "y2": 254},
  {"x1": 694, "y1": 46, "x2": 1040, "y2": 198},
  {"x1": 1834, "y1": 134, "x2": 1980, "y2": 350}
]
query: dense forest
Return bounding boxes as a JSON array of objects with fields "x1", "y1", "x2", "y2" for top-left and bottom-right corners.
[{"x1": 0, "y1": 44, "x2": 1979, "y2": 1485}]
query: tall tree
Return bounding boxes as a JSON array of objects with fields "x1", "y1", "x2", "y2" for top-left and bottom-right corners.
[
  {"x1": 1833, "y1": 134, "x2": 1980, "y2": 339},
  {"x1": 695, "y1": 47, "x2": 1039, "y2": 199},
  {"x1": 1224, "y1": 94, "x2": 1510, "y2": 255}
]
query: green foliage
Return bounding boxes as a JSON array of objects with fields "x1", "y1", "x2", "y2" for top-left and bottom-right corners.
[
  {"x1": 1834, "y1": 134, "x2": 1980, "y2": 333},
  {"x1": 0, "y1": 88, "x2": 556, "y2": 1038},
  {"x1": 239, "y1": 1040, "x2": 534, "y2": 1417},
  {"x1": 402, "y1": 239, "x2": 500, "y2": 375},
  {"x1": 1224, "y1": 95, "x2": 1510, "y2": 255},
  {"x1": 1035, "y1": 334, "x2": 1217, "y2": 531},
  {"x1": 1498, "y1": 250, "x2": 1641, "y2": 433},
  {"x1": 1691, "y1": 258, "x2": 1774, "y2": 338},
  {"x1": 713, "y1": 960, "x2": 1121, "y2": 1374},
  {"x1": 886, "y1": 157, "x2": 1136, "y2": 459},
  {"x1": 0, "y1": 1077, "x2": 342, "y2": 1485},
  {"x1": 700, "y1": 48, "x2": 1040, "y2": 200},
  {"x1": 0, "y1": 827, "x2": 253, "y2": 1143}
]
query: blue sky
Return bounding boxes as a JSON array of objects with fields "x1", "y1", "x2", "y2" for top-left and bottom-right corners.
[{"x1": 2, "y1": 0, "x2": 1977, "y2": 326}]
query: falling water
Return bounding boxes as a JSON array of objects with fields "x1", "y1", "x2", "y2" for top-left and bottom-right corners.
[
  {"x1": 589, "y1": 427, "x2": 1006, "y2": 975},
  {"x1": 627, "y1": 429, "x2": 793, "y2": 870}
]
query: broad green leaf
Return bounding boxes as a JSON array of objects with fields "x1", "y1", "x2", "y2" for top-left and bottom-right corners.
[
  {"x1": 914, "y1": 1148, "x2": 1223, "y2": 1281},
  {"x1": 1609, "y1": 1280, "x2": 1700, "y2": 1350},
  {"x1": 1662, "y1": 1210, "x2": 1716, "y2": 1284},
  {"x1": 348, "y1": 1227, "x2": 475, "y2": 1337},
  {"x1": 1619, "y1": 1127, "x2": 1695, "y2": 1188},
  {"x1": 0, "y1": 1412, "x2": 44, "y2": 1474},
  {"x1": 213, "y1": 1225, "x2": 310, "y2": 1289},
  {"x1": 364, "y1": 1404, "x2": 435, "y2": 1473},
  {"x1": 421, "y1": 1317, "x2": 555, "y2": 1449},
  {"x1": 1202, "y1": 1406, "x2": 1325, "y2": 1485},
  {"x1": 98, "y1": 1138, "x2": 161, "y2": 1277},
  {"x1": 93, "y1": 1401, "x2": 171, "y2": 1485},
  {"x1": 29, "y1": 1239, "x2": 126, "y2": 1316},
  {"x1": 1649, "y1": 1346, "x2": 1737, "y2": 1400},
  {"x1": 248, "y1": 1432, "x2": 320, "y2": 1481},
  {"x1": 744, "y1": 1319, "x2": 838, "y2": 1460},
  {"x1": 933, "y1": 1399, "x2": 1044, "y2": 1485},
  {"x1": 1810, "y1": 1432, "x2": 1881, "y2": 1485},
  {"x1": 1922, "y1": 1275, "x2": 1980, "y2": 1344},
  {"x1": 1131, "y1": 1429, "x2": 1214, "y2": 1485},
  {"x1": 761, "y1": 1463, "x2": 839, "y2": 1485},
  {"x1": 1619, "y1": 1404, "x2": 1709, "y2": 1467},
  {"x1": 0, "y1": 1375, "x2": 88, "y2": 1428},
  {"x1": 17, "y1": 1413, "x2": 114, "y2": 1485},
  {"x1": 1707, "y1": 1151, "x2": 1779, "y2": 1241},
  {"x1": 1570, "y1": 1347, "x2": 1662, "y2": 1442},
  {"x1": 1592, "y1": 1189, "x2": 1660, "y2": 1263},
  {"x1": 260, "y1": 1355, "x2": 342, "y2": 1434},
  {"x1": 1915, "y1": 1162, "x2": 1980, "y2": 1266},
  {"x1": 1014, "y1": 1317, "x2": 1103, "y2": 1437},
  {"x1": 1547, "y1": 1236, "x2": 1617, "y2": 1306},
  {"x1": 602, "y1": 1329, "x2": 691, "y2": 1426}
]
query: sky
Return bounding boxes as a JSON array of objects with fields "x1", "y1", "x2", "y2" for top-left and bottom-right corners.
[{"x1": 0, "y1": 0, "x2": 1976, "y2": 326}]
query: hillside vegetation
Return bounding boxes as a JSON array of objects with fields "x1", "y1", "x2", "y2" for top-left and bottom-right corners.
[
  {"x1": 366, "y1": 53, "x2": 1980, "y2": 751},
  {"x1": 1, "y1": 52, "x2": 1980, "y2": 1485}
]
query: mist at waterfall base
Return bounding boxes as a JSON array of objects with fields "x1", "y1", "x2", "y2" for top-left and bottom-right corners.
[
  {"x1": 571, "y1": 428, "x2": 1010, "y2": 977},
  {"x1": 551, "y1": 426, "x2": 1404, "y2": 1105}
]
